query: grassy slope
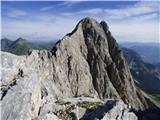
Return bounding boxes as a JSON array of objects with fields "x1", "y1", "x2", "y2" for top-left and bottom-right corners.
[
  {"x1": 146, "y1": 90, "x2": 160, "y2": 107},
  {"x1": 1, "y1": 38, "x2": 55, "y2": 55},
  {"x1": 141, "y1": 89, "x2": 160, "y2": 108},
  {"x1": 122, "y1": 48, "x2": 160, "y2": 107},
  {"x1": 10, "y1": 43, "x2": 41, "y2": 55}
]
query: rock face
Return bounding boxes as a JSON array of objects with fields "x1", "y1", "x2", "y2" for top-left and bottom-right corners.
[
  {"x1": 0, "y1": 17, "x2": 157, "y2": 120},
  {"x1": 51, "y1": 17, "x2": 149, "y2": 109}
]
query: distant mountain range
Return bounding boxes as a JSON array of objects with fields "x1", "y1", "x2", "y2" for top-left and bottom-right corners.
[
  {"x1": 120, "y1": 42, "x2": 160, "y2": 64},
  {"x1": 1, "y1": 38, "x2": 55, "y2": 55},
  {"x1": 123, "y1": 48, "x2": 160, "y2": 90}
]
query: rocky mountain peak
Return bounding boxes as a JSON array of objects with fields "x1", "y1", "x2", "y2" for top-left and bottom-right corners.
[
  {"x1": 50, "y1": 17, "x2": 149, "y2": 110},
  {"x1": 15, "y1": 37, "x2": 28, "y2": 44},
  {"x1": 1, "y1": 17, "x2": 159, "y2": 120}
]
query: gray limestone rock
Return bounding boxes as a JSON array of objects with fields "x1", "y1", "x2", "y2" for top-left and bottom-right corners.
[{"x1": 1, "y1": 17, "x2": 156, "y2": 120}]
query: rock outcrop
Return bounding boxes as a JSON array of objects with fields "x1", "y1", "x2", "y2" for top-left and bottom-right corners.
[
  {"x1": 81, "y1": 100, "x2": 138, "y2": 120},
  {"x1": 1, "y1": 17, "x2": 158, "y2": 120}
]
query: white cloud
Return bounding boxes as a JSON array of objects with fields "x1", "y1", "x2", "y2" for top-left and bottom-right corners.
[
  {"x1": 105, "y1": 7, "x2": 153, "y2": 19},
  {"x1": 128, "y1": 13, "x2": 159, "y2": 23},
  {"x1": 7, "y1": 9, "x2": 28, "y2": 18},
  {"x1": 40, "y1": 6, "x2": 54, "y2": 11},
  {"x1": 2, "y1": 16, "x2": 79, "y2": 41},
  {"x1": 108, "y1": 20, "x2": 159, "y2": 43},
  {"x1": 78, "y1": 8, "x2": 103, "y2": 14},
  {"x1": 105, "y1": 1, "x2": 159, "y2": 19},
  {"x1": 2, "y1": 1, "x2": 159, "y2": 43},
  {"x1": 40, "y1": 1, "x2": 82, "y2": 11},
  {"x1": 62, "y1": 8, "x2": 103, "y2": 16},
  {"x1": 59, "y1": 1, "x2": 82, "y2": 7}
]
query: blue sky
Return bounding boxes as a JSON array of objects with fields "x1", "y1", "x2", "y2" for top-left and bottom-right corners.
[{"x1": 1, "y1": 1, "x2": 160, "y2": 43}]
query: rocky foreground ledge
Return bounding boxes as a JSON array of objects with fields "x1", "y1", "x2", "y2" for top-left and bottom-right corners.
[
  {"x1": 1, "y1": 51, "x2": 137, "y2": 120},
  {"x1": 1, "y1": 17, "x2": 160, "y2": 120}
]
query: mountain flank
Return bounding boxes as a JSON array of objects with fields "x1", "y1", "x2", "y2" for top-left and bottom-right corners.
[
  {"x1": 123, "y1": 48, "x2": 160, "y2": 90},
  {"x1": 120, "y1": 42, "x2": 160, "y2": 64}
]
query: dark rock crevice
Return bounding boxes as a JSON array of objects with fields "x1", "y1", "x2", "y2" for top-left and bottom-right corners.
[{"x1": 67, "y1": 55, "x2": 72, "y2": 80}]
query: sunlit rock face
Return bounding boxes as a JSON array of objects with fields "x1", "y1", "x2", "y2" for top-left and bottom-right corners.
[{"x1": 1, "y1": 17, "x2": 155, "y2": 120}]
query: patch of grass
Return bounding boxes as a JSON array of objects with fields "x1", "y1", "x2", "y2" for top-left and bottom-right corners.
[
  {"x1": 77, "y1": 101, "x2": 102, "y2": 111},
  {"x1": 141, "y1": 89, "x2": 160, "y2": 108},
  {"x1": 146, "y1": 90, "x2": 160, "y2": 103}
]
